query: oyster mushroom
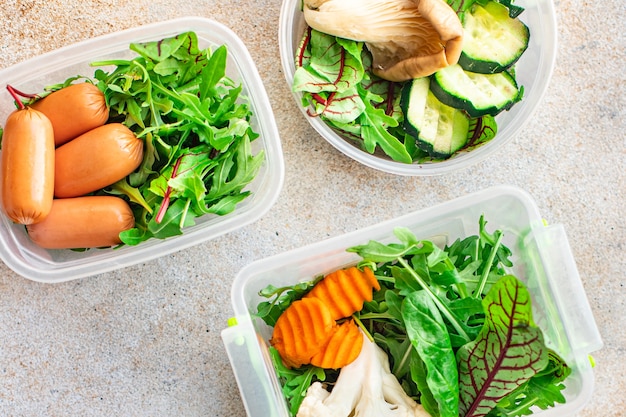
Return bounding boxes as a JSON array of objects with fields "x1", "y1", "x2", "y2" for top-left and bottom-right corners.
[{"x1": 303, "y1": 0, "x2": 464, "y2": 82}]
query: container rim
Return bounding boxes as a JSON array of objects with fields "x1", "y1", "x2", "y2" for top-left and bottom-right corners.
[
  {"x1": 0, "y1": 16, "x2": 285, "y2": 283},
  {"x1": 277, "y1": 0, "x2": 558, "y2": 176}
]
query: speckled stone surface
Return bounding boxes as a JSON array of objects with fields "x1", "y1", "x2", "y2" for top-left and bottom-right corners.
[{"x1": 0, "y1": 0, "x2": 624, "y2": 416}]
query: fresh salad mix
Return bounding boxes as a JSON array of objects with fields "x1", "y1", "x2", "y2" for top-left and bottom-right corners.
[
  {"x1": 255, "y1": 217, "x2": 571, "y2": 417},
  {"x1": 293, "y1": 0, "x2": 530, "y2": 162},
  {"x1": 91, "y1": 32, "x2": 264, "y2": 245}
]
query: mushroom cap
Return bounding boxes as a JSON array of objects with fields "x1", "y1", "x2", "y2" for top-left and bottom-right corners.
[{"x1": 303, "y1": 0, "x2": 464, "y2": 82}]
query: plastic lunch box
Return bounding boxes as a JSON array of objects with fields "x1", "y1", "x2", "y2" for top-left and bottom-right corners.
[
  {"x1": 222, "y1": 185, "x2": 603, "y2": 417},
  {"x1": 0, "y1": 17, "x2": 284, "y2": 283}
]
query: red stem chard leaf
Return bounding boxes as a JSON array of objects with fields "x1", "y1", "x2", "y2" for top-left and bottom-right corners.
[
  {"x1": 402, "y1": 290, "x2": 459, "y2": 417},
  {"x1": 486, "y1": 348, "x2": 571, "y2": 416},
  {"x1": 466, "y1": 115, "x2": 498, "y2": 149},
  {"x1": 309, "y1": 88, "x2": 366, "y2": 124},
  {"x1": 293, "y1": 29, "x2": 364, "y2": 94},
  {"x1": 457, "y1": 275, "x2": 549, "y2": 417}
]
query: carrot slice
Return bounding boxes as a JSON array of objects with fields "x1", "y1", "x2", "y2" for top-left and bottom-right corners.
[
  {"x1": 310, "y1": 319, "x2": 363, "y2": 369},
  {"x1": 305, "y1": 266, "x2": 380, "y2": 320},
  {"x1": 270, "y1": 297, "x2": 336, "y2": 368}
]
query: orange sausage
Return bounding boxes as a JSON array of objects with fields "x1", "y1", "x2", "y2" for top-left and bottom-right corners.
[
  {"x1": 30, "y1": 83, "x2": 109, "y2": 146},
  {"x1": 26, "y1": 196, "x2": 135, "y2": 249},
  {"x1": 0, "y1": 102, "x2": 55, "y2": 225},
  {"x1": 54, "y1": 123, "x2": 144, "y2": 198}
]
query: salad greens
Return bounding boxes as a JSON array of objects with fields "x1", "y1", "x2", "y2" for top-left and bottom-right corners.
[
  {"x1": 85, "y1": 31, "x2": 263, "y2": 245},
  {"x1": 255, "y1": 217, "x2": 571, "y2": 417},
  {"x1": 292, "y1": 0, "x2": 514, "y2": 163}
]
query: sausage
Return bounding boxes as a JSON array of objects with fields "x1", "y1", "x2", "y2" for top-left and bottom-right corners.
[
  {"x1": 0, "y1": 105, "x2": 55, "y2": 225},
  {"x1": 30, "y1": 83, "x2": 109, "y2": 146},
  {"x1": 26, "y1": 196, "x2": 135, "y2": 249},
  {"x1": 54, "y1": 123, "x2": 144, "y2": 198}
]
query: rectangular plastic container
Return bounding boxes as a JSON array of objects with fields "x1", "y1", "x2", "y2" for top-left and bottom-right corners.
[
  {"x1": 222, "y1": 185, "x2": 603, "y2": 417},
  {"x1": 0, "y1": 17, "x2": 284, "y2": 283}
]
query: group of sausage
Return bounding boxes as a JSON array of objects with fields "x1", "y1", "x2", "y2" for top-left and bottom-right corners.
[{"x1": 0, "y1": 83, "x2": 144, "y2": 249}]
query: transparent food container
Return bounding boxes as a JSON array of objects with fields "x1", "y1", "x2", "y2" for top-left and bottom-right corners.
[
  {"x1": 0, "y1": 17, "x2": 284, "y2": 283},
  {"x1": 278, "y1": 0, "x2": 557, "y2": 176},
  {"x1": 222, "y1": 185, "x2": 602, "y2": 417}
]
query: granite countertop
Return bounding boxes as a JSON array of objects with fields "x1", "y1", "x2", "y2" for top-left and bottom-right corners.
[{"x1": 0, "y1": 0, "x2": 623, "y2": 416}]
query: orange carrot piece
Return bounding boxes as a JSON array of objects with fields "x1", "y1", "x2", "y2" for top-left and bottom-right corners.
[
  {"x1": 310, "y1": 319, "x2": 363, "y2": 369},
  {"x1": 305, "y1": 266, "x2": 381, "y2": 320},
  {"x1": 270, "y1": 297, "x2": 336, "y2": 368}
]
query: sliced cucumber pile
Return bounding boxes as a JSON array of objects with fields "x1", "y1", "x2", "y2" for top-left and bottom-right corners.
[
  {"x1": 459, "y1": 1, "x2": 530, "y2": 74},
  {"x1": 400, "y1": 0, "x2": 528, "y2": 160},
  {"x1": 401, "y1": 78, "x2": 470, "y2": 159}
]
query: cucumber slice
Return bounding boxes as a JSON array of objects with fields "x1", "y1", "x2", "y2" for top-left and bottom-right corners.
[
  {"x1": 401, "y1": 77, "x2": 470, "y2": 159},
  {"x1": 459, "y1": 1, "x2": 530, "y2": 74},
  {"x1": 430, "y1": 64, "x2": 521, "y2": 118}
]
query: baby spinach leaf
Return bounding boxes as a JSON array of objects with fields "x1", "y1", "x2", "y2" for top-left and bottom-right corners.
[
  {"x1": 410, "y1": 354, "x2": 441, "y2": 417},
  {"x1": 457, "y1": 275, "x2": 549, "y2": 417},
  {"x1": 402, "y1": 291, "x2": 459, "y2": 417}
]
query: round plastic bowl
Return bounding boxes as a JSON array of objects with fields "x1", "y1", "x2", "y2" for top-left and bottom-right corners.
[{"x1": 278, "y1": 0, "x2": 557, "y2": 176}]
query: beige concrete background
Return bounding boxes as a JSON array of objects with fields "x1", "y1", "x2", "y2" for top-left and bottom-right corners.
[{"x1": 0, "y1": 0, "x2": 623, "y2": 416}]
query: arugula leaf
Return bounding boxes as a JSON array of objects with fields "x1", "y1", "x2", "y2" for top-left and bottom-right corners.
[
  {"x1": 269, "y1": 347, "x2": 328, "y2": 416},
  {"x1": 457, "y1": 275, "x2": 549, "y2": 417},
  {"x1": 358, "y1": 85, "x2": 411, "y2": 163},
  {"x1": 255, "y1": 277, "x2": 321, "y2": 327},
  {"x1": 486, "y1": 349, "x2": 571, "y2": 416},
  {"x1": 350, "y1": 232, "x2": 472, "y2": 344}
]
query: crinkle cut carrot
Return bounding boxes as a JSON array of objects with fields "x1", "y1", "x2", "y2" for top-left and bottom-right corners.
[
  {"x1": 270, "y1": 297, "x2": 336, "y2": 368},
  {"x1": 310, "y1": 319, "x2": 363, "y2": 369},
  {"x1": 305, "y1": 266, "x2": 381, "y2": 320}
]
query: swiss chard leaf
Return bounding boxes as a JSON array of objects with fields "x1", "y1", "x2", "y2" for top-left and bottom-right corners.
[
  {"x1": 293, "y1": 28, "x2": 411, "y2": 163},
  {"x1": 457, "y1": 275, "x2": 549, "y2": 417},
  {"x1": 466, "y1": 115, "x2": 498, "y2": 149},
  {"x1": 308, "y1": 88, "x2": 366, "y2": 124},
  {"x1": 292, "y1": 29, "x2": 364, "y2": 94}
]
